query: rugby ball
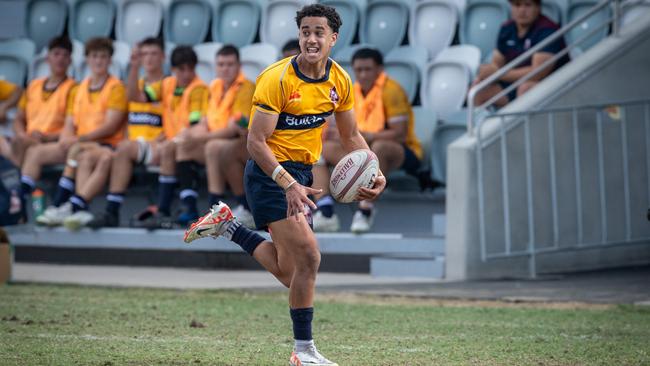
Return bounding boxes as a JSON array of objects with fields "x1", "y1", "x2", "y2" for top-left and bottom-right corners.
[{"x1": 329, "y1": 149, "x2": 379, "y2": 203}]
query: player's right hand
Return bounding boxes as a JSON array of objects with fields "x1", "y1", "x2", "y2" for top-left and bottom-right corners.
[{"x1": 285, "y1": 183, "x2": 321, "y2": 221}]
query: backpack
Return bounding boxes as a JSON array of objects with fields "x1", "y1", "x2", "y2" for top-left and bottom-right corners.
[{"x1": 0, "y1": 156, "x2": 23, "y2": 226}]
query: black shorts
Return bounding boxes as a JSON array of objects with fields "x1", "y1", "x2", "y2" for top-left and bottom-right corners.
[
  {"x1": 401, "y1": 144, "x2": 421, "y2": 177},
  {"x1": 244, "y1": 159, "x2": 313, "y2": 230}
]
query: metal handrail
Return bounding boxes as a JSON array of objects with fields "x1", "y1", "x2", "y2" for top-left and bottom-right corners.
[{"x1": 466, "y1": 0, "x2": 621, "y2": 135}]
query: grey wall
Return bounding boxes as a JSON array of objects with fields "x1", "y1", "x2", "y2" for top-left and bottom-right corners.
[{"x1": 446, "y1": 19, "x2": 650, "y2": 280}]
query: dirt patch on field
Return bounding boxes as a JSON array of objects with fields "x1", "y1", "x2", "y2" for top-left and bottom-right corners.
[{"x1": 316, "y1": 292, "x2": 613, "y2": 310}]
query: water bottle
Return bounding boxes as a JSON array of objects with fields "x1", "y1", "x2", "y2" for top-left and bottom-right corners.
[{"x1": 32, "y1": 189, "x2": 45, "y2": 217}]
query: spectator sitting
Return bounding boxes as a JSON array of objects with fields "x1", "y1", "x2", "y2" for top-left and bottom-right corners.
[
  {"x1": 312, "y1": 48, "x2": 422, "y2": 233},
  {"x1": 174, "y1": 45, "x2": 255, "y2": 228},
  {"x1": 281, "y1": 39, "x2": 300, "y2": 59},
  {"x1": 0, "y1": 79, "x2": 23, "y2": 159},
  {"x1": 31, "y1": 37, "x2": 128, "y2": 228},
  {"x1": 10, "y1": 36, "x2": 75, "y2": 167},
  {"x1": 470, "y1": 0, "x2": 569, "y2": 108},
  {"x1": 64, "y1": 37, "x2": 167, "y2": 229}
]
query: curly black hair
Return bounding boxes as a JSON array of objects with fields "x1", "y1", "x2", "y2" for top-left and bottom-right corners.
[{"x1": 295, "y1": 3, "x2": 342, "y2": 33}]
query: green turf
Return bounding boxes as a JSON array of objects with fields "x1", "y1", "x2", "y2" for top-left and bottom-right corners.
[{"x1": 1, "y1": 284, "x2": 649, "y2": 366}]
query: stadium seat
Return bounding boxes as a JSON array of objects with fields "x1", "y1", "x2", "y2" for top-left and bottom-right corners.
[
  {"x1": 430, "y1": 123, "x2": 465, "y2": 183},
  {"x1": 408, "y1": 0, "x2": 457, "y2": 60},
  {"x1": 412, "y1": 106, "x2": 438, "y2": 167},
  {"x1": 434, "y1": 44, "x2": 481, "y2": 78},
  {"x1": 211, "y1": 0, "x2": 261, "y2": 48},
  {"x1": 542, "y1": 0, "x2": 564, "y2": 24},
  {"x1": 0, "y1": 0, "x2": 26, "y2": 40},
  {"x1": 261, "y1": 0, "x2": 303, "y2": 50},
  {"x1": 621, "y1": 0, "x2": 650, "y2": 30},
  {"x1": 194, "y1": 42, "x2": 224, "y2": 84},
  {"x1": 164, "y1": 0, "x2": 211, "y2": 45},
  {"x1": 68, "y1": 0, "x2": 115, "y2": 43},
  {"x1": 420, "y1": 57, "x2": 471, "y2": 118},
  {"x1": 116, "y1": 0, "x2": 163, "y2": 46},
  {"x1": 565, "y1": 0, "x2": 612, "y2": 56},
  {"x1": 26, "y1": 0, "x2": 68, "y2": 52},
  {"x1": 359, "y1": 0, "x2": 409, "y2": 56},
  {"x1": 0, "y1": 56, "x2": 28, "y2": 86},
  {"x1": 332, "y1": 43, "x2": 374, "y2": 81},
  {"x1": 384, "y1": 46, "x2": 428, "y2": 104},
  {"x1": 240, "y1": 43, "x2": 279, "y2": 81},
  {"x1": 76, "y1": 40, "x2": 130, "y2": 80},
  {"x1": 459, "y1": 0, "x2": 510, "y2": 63},
  {"x1": 320, "y1": 0, "x2": 365, "y2": 55}
]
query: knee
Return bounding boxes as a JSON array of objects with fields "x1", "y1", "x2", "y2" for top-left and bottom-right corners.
[
  {"x1": 205, "y1": 139, "x2": 224, "y2": 157},
  {"x1": 97, "y1": 151, "x2": 113, "y2": 168},
  {"x1": 295, "y1": 243, "x2": 321, "y2": 275},
  {"x1": 370, "y1": 139, "x2": 392, "y2": 155}
]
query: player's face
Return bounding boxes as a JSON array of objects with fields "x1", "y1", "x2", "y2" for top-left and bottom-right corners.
[
  {"x1": 215, "y1": 54, "x2": 240, "y2": 85},
  {"x1": 352, "y1": 58, "x2": 383, "y2": 93},
  {"x1": 173, "y1": 64, "x2": 196, "y2": 87},
  {"x1": 298, "y1": 16, "x2": 337, "y2": 64},
  {"x1": 86, "y1": 50, "x2": 111, "y2": 76},
  {"x1": 511, "y1": 0, "x2": 540, "y2": 27},
  {"x1": 47, "y1": 47, "x2": 71, "y2": 77},
  {"x1": 140, "y1": 45, "x2": 164, "y2": 75}
]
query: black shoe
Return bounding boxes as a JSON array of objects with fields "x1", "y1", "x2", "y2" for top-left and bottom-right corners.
[
  {"x1": 87, "y1": 212, "x2": 119, "y2": 229},
  {"x1": 139, "y1": 212, "x2": 176, "y2": 230}
]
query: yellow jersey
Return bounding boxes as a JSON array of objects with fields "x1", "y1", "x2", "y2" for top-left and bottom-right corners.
[
  {"x1": 250, "y1": 57, "x2": 354, "y2": 165},
  {"x1": 127, "y1": 78, "x2": 164, "y2": 141},
  {"x1": 0, "y1": 80, "x2": 17, "y2": 101}
]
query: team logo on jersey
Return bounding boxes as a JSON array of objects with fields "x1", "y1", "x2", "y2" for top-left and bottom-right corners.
[
  {"x1": 289, "y1": 89, "x2": 301, "y2": 102},
  {"x1": 329, "y1": 86, "x2": 339, "y2": 104}
]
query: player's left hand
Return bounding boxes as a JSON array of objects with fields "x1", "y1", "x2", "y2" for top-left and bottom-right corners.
[{"x1": 357, "y1": 174, "x2": 386, "y2": 201}]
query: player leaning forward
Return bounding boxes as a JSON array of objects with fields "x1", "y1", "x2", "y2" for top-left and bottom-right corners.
[{"x1": 184, "y1": 4, "x2": 386, "y2": 366}]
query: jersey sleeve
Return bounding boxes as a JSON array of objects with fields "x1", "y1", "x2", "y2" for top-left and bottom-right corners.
[
  {"x1": 252, "y1": 70, "x2": 284, "y2": 114},
  {"x1": 17, "y1": 93, "x2": 26, "y2": 111},
  {"x1": 107, "y1": 83, "x2": 128, "y2": 112},
  {"x1": 188, "y1": 85, "x2": 209, "y2": 124},
  {"x1": 335, "y1": 72, "x2": 354, "y2": 112},
  {"x1": 382, "y1": 80, "x2": 410, "y2": 120}
]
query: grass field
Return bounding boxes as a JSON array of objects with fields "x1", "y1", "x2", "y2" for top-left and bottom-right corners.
[{"x1": 1, "y1": 283, "x2": 649, "y2": 366}]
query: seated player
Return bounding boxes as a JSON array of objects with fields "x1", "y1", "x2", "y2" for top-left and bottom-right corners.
[
  {"x1": 312, "y1": 48, "x2": 422, "y2": 233},
  {"x1": 10, "y1": 37, "x2": 75, "y2": 168},
  {"x1": 30, "y1": 37, "x2": 127, "y2": 227},
  {"x1": 470, "y1": 0, "x2": 568, "y2": 107},
  {"x1": 174, "y1": 45, "x2": 255, "y2": 227},
  {"x1": 0, "y1": 79, "x2": 23, "y2": 159},
  {"x1": 281, "y1": 39, "x2": 300, "y2": 59},
  {"x1": 62, "y1": 37, "x2": 167, "y2": 229}
]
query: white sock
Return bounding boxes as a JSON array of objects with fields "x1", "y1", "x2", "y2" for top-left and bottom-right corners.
[{"x1": 295, "y1": 339, "x2": 314, "y2": 352}]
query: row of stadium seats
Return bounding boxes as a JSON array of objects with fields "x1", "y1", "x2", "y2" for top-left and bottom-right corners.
[{"x1": 2, "y1": 0, "x2": 632, "y2": 65}]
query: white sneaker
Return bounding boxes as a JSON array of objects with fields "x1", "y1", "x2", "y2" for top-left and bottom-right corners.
[
  {"x1": 232, "y1": 204, "x2": 255, "y2": 229},
  {"x1": 63, "y1": 210, "x2": 95, "y2": 231},
  {"x1": 289, "y1": 346, "x2": 338, "y2": 366},
  {"x1": 313, "y1": 211, "x2": 340, "y2": 232},
  {"x1": 350, "y1": 209, "x2": 374, "y2": 233},
  {"x1": 184, "y1": 202, "x2": 236, "y2": 243},
  {"x1": 35, "y1": 202, "x2": 73, "y2": 226}
]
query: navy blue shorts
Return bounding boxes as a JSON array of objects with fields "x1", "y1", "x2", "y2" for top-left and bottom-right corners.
[
  {"x1": 244, "y1": 159, "x2": 313, "y2": 230},
  {"x1": 401, "y1": 144, "x2": 421, "y2": 177}
]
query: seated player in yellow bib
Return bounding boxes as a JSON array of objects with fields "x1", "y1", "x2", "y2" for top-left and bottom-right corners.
[
  {"x1": 11, "y1": 37, "x2": 75, "y2": 167},
  {"x1": 0, "y1": 78, "x2": 23, "y2": 159},
  {"x1": 183, "y1": 4, "x2": 386, "y2": 366},
  {"x1": 31, "y1": 37, "x2": 128, "y2": 228},
  {"x1": 174, "y1": 44, "x2": 255, "y2": 227},
  {"x1": 312, "y1": 47, "x2": 422, "y2": 233}
]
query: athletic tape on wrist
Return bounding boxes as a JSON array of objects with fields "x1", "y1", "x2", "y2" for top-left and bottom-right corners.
[{"x1": 271, "y1": 165, "x2": 283, "y2": 181}]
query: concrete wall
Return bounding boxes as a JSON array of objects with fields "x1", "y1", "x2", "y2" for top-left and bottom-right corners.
[{"x1": 446, "y1": 18, "x2": 650, "y2": 280}]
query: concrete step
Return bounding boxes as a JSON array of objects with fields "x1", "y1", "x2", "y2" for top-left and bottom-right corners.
[{"x1": 370, "y1": 255, "x2": 445, "y2": 279}]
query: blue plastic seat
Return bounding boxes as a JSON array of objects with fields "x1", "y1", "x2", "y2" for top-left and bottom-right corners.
[
  {"x1": 420, "y1": 57, "x2": 472, "y2": 118},
  {"x1": 194, "y1": 42, "x2": 224, "y2": 84},
  {"x1": 320, "y1": 0, "x2": 365, "y2": 56},
  {"x1": 116, "y1": 0, "x2": 163, "y2": 46},
  {"x1": 240, "y1": 43, "x2": 280, "y2": 81},
  {"x1": 68, "y1": 0, "x2": 115, "y2": 43},
  {"x1": 0, "y1": 56, "x2": 28, "y2": 86},
  {"x1": 260, "y1": 0, "x2": 303, "y2": 50},
  {"x1": 621, "y1": 0, "x2": 650, "y2": 29},
  {"x1": 359, "y1": 0, "x2": 409, "y2": 55},
  {"x1": 384, "y1": 46, "x2": 428, "y2": 104},
  {"x1": 26, "y1": 0, "x2": 68, "y2": 52},
  {"x1": 430, "y1": 123, "x2": 466, "y2": 183},
  {"x1": 412, "y1": 106, "x2": 438, "y2": 167},
  {"x1": 164, "y1": 0, "x2": 211, "y2": 45},
  {"x1": 408, "y1": 0, "x2": 457, "y2": 60},
  {"x1": 566, "y1": 0, "x2": 612, "y2": 56},
  {"x1": 0, "y1": 38, "x2": 37, "y2": 85},
  {"x1": 542, "y1": 0, "x2": 564, "y2": 24},
  {"x1": 212, "y1": 0, "x2": 261, "y2": 48},
  {"x1": 331, "y1": 43, "x2": 374, "y2": 81},
  {"x1": 459, "y1": 0, "x2": 509, "y2": 62}
]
